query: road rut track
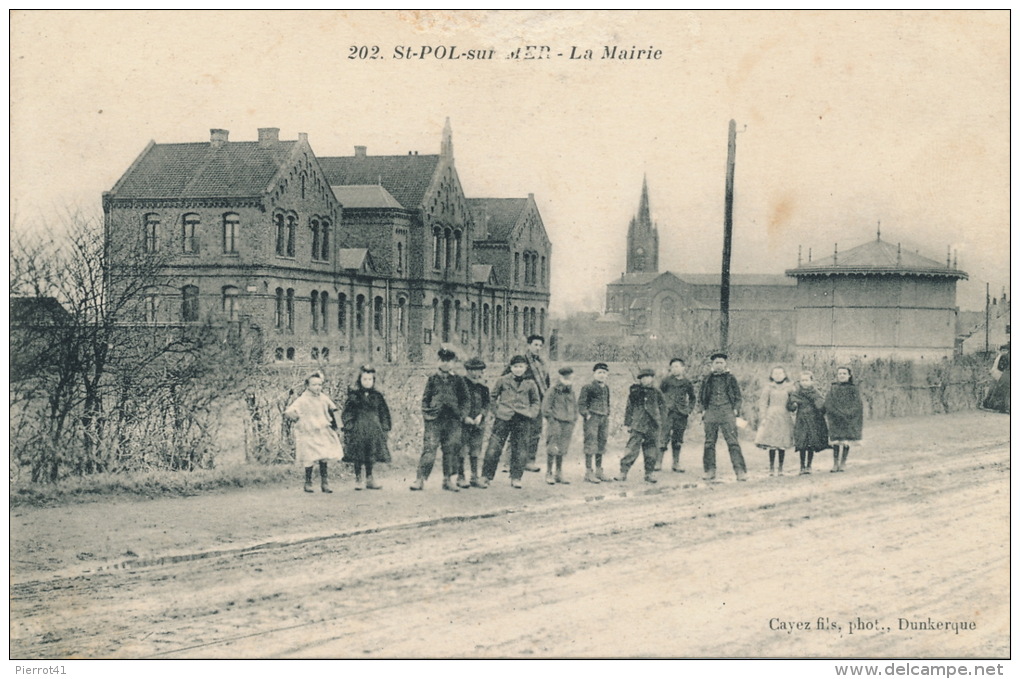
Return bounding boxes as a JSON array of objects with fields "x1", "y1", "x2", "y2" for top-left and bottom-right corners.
[{"x1": 10, "y1": 435, "x2": 1008, "y2": 658}]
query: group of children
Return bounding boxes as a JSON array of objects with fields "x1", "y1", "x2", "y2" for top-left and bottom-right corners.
[{"x1": 283, "y1": 342, "x2": 864, "y2": 493}]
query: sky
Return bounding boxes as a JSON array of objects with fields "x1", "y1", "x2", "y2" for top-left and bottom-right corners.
[{"x1": 9, "y1": 10, "x2": 1010, "y2": 313}]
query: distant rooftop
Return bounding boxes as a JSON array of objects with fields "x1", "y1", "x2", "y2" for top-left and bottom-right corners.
[{"x1": 786, "y1": 238, "x2": 968, "y2": 279}]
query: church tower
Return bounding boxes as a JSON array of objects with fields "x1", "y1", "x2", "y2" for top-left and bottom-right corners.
[{"x1": 626, "y1": 176, "x2": 659, "y2": 273}]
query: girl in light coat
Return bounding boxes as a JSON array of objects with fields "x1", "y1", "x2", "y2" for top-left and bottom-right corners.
[
  {"x1": 284, "y1": 371, "x2": 342, "y2": 493},
  {"x1": 754, "y1": 366, "x2": 795, "y2": 475}
]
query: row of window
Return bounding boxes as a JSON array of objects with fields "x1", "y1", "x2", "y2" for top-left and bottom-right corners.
[
  {"x1": 274, "y1": 288, "x2": 395, "y2": 336},
  {"x1": 514, "y1": 251, "x2": 546, "y2": 287},
  {"x1": 432, "y1": 226, "x2": 463, "y2": 271},
  {"x1": 427, "y1": 298, "x2": 545, "y2": 342},
  {"x1": 142, "y1": 285, "x2": 240, "y2": 323},
  {"x1": 140, "y1": 211, "x2": 334, "y2": 261}
]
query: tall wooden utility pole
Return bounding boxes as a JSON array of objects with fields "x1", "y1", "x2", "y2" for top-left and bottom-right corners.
[
  {"x1": 985, "y1": 282, "x2": 991, "y2": 354},
  {"x1": 720, "y1": 119, "x2": 737, "y2": 351}
]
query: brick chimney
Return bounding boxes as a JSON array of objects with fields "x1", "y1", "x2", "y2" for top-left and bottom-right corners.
[
  {"x1": 210, "y1": 129, "x2": 229, "y2": 147},
  {"x1": 258, "y1": 127, "x2": 279, "y2": 146},
  {"x1": 354, "y1": 145, "x2": 367, "y2": 158}
]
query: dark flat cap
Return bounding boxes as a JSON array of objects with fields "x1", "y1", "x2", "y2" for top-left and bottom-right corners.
[
  {"x1": 509, "y1": 354, "x2": 528, "y2": 366},
  {"x1": 558, "y1": 366, "x2": 574, "y2": 376},
  {"x1": 438, "y1": 348, "x2": 457, "y2": 361},
  {"x1": 637, "y1": 367, "x2": 655, "y2": 378},
  {"x1": 464, "y1": 357, "x2": 486, "y2": 370},
  {"x1": 710, "y1": 351, "x2": 728, "y2": 361},
  {"x1": 593, "y1": 362, "x2": 609, "y2": 372}
]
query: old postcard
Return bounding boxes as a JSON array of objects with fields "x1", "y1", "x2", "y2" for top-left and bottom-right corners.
[{"x1": 8, "y1": 10, "x2": 1010, "y2": 668}]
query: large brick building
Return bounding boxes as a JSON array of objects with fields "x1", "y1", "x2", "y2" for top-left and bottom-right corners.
[{"x1": 103, "y1": 121, "x2": 551, "y2": 364}]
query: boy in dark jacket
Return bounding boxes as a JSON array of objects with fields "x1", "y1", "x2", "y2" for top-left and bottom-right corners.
[
  {"x1": 659, "y1": 357, "x2": 696, "y2": 473},
  {"x1": 413, "y1": 348, "x2": 469, "y2": 492},
  {"x1": 619, "y1": 368, "x2": 667, "y2": 484},
  {"x1": 542, "y1": 366, "x2": 579, "y2": 485},
  {"x1": 578, "y1": 362, "x2": 612, "y2": 483},
  {"x1": 481, "y1": 355, "x2": 541, "y2": 489},
  {"x1": 698, "y1": 352, "x2": 747, "y2": 482},
  {"x1": 459, "y1": 357, "x2": 490, "y2": 488}
]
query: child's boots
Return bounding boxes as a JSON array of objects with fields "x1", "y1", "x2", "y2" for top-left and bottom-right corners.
[
  {"x1": 304, "y1": 466, "x2": 314, "y2": 493},
  {"x1": 319, "y1": 461, "x2": 332, "y2": 493}
]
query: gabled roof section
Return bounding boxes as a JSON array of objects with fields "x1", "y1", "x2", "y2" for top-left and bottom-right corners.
[
  {"x1": 607, "y1": 272, "x2": 666, "y2": 287},
  {"x1": 467, "y1": 198, "x2": 528, "y2": 241},
  {"x1": 679, "y1": 273, "x2": 797, "y2": 287},
  {"x1": 318, "y1": 154, "x2": 440, "y2": 210},
  {"x1": 331, "y1": 184, "x2": 402, "y2": 209},
  {"x1": 109, "y1": 140, "x2": 299, "y2": 199},
  {"x1": 786, "y1": 238, "x2": 968, "y2": 279},
  {"x1": 11, "y1": 296, "x2": 71, "y2": 325},
  {"x1": 337, "y1": 248, "x2": 377, "y2": 274},
  {"x1": 470, "y1": 264, "x2": 498, "y2": 285}
]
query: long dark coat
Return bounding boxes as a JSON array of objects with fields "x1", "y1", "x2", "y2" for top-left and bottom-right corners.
[
  {"x1": 341, "y1": 386, "x2": 392, "y2": 463},
  {"x1": 824, "y1": 382, "x2": 864, "y2": 441},
  {"x1": 787, "y1": 385, "x2": 830, "y2": 451}
]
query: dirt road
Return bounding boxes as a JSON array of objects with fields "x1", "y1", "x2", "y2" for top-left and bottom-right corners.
[{"x1": 9, "y1": 411, "x2": 1009, "y2": 658}]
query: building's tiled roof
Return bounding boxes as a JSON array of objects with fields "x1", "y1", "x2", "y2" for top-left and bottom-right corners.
[
  {"x1": 10, "y1": 297, "x2": 70, "y2": 325},
  {"x1": 331, "y1": 184, "x2": 402, "y2": 209},
  {"x1": 786, "y1": 239, "x2": 968, "y2": 279},
  {"x1": 319, "y1": 155, "x2": 439, "y2": 210},
  {"x1": 679, "y1": 273, "x2": 797, "y2": 287},
  {"x1": 110, "y1": 141, "x2": 298, "y2": 199},
  {"x1": 467, "y1": 198, "x2": 528, "y2": 241},
  {"x1": 606, "y1": 272, "x2": 663, "y2": 287}
]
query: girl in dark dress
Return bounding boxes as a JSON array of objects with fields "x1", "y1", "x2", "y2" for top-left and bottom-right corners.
[
  {"x1": 787, "y1": 371, "x2": 829, "y2": 475},
  {"x1": 341, "y1": 365, "x2": 392, "y2": 490},
  {"x1": 824, "y1": 366, "x2": 864, "y2": 473}
]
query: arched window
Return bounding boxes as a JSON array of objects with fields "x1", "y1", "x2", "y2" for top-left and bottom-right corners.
[
  {"x1": 355, "y1": 294, "x2": 365, "y2": 334},
  {"x1": 374, "y1": 296, "x2": 384, "y2": 334},
  {"x1": 495, "y1": 305, "x2": 503, "y2": 337},
  {"x1": 182, "y1": 213, "x2": 200, "y2": 254},
  {"x1": 223, "y1": 213, "x2": 239, "y2": 254},
  {"x1": 143, "y1": 287, "x2": 159, "y2": 323},
  {"x1": 274, "y1": 347, "x2": 284, "y2": 362},
  {"x1": 286, "y1": 347, "x2": 295, "y2": 361},
  {"x1": 454, "y1": 300, "x2": 461, "y2": 331},
  {"x1": 222, "y1": 286, "x2": 240, "y2": 321},
  {"x1": 539, "y1": 308, "x2": 545, "y2": 335},
  {"x1": 321, "y1": 347, "x2": 330, "y2": 362},
  {"x1": 337, "y1": 293, "x2": 347, "y2": 333},
  {"x1": 454, "y1": 230, "x2": 462, "y2": 270},
  {"x1": 181, "y1": 285, "x2": 199, "y2": 322},
  {"x1": 444, "y1": 228, "x2": 454, "y2": 271},
  {"x1": 432, "y1": 298, "x2": 439, "y2": 330},
  {"x1": 470, "y1": 302, "x2": 478, "y2": 336},
  {"x1": 514, "y1": 252, "x2": 520, "y2": 284},
  {"x1": 513, "y1": 306, "x2": 519, "y2": 335},
  {"x1": 541, "y1": 256, "x2": 546, "y2": 286},
  {"x1": 522, "y1": 306, "x2": 530, "y2": 335},
  {"x1": 311, "y1": 347, "x2": 319, "y2": 360},
  {"x1": 396, "y1": 242, "x2": 404, "y2": 275},
  {"x1": 144, "y1": 213, "x2": 160, "y2": 253},
  {"x1": 310, "y1": 290, "x2": 319, "y2": 331},
  {"x1": 320, "y1": 292, "x2": 328, "y2": 334},
  {"x1": 483, "y1": 303, "x2": 490, "y2": 336},
  {"x1": 530, "y1": 308, "x2": 537, "y2": 335},
  {"x1": 320, "y1": 219, "x2": 331, "y2": 261},
  {"x1": 286, "y1": 214, "x2": 296, "y2": 257},
  {"x1": 397, "y1": 297, "x2": 407, "y2": 334},
  {"x1": 661, "y1": 297, "x2": 677, "y2": 331},
  {"x1": 275, "y1": 288, "x2": 284, "y2": 329},
  {"x1": 433, "y1": 227, "x2": 442, "y2": 270},
  {"x1": 274, "y1": 213, "x2": 286, "y2": 255},
  {"x1": 310, "y1": 219, "x2": 321, "y2": 261},
  {"x1": 286, "y1": 288, "x2": 295, "y2": 330}
]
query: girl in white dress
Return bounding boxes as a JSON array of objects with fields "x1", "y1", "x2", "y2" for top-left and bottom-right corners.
[{"x1": 284, "y1": 371, "x2": 342, "y2": 493}]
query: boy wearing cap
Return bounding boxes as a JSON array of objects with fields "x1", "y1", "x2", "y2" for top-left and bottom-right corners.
[
  {"x1": 503, "y1": 334, "x2": 551, "y2": 472},
  {"x1": 458, "y1": 357, "x2": 490, "y2": 489},
  {"x1": 698, "y1": 352, "x2": 747, "y2": 482},
  {"x1": 481, "y1": 355, "x2": 541, "y2": 489},
  {"x1": 660, "y1": 358, "x2": 696, "y2": 473},
  {"x1": 413, "y1": 348, "x2": 469, "y2": 492},
  {"x1": 578, "y1": 362, "x2": 612, "y2": 483},
  {"x1": 542, "y1": 366, "x2": 579, "y2": 485},
  {"x1": 619, "y1": 368, "x2": 667, "y2": 483}
]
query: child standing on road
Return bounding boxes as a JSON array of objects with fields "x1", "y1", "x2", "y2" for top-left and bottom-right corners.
[
  {"x1": 754, "y1": 366, "x2": 795, "y2": 476},
  {"x1": 578, "y1": 362, "x2": 612, "y2": 483},
  {"x1": 659, "y1": 358, "x2": 696, "y2": 473},
  {"x1": 619, "y1": 368, "x2": 667, "y2": 484},
  {"x1": 787, "y1": 371, "x2": 829, "y2": 475},
  {"x1": 414, "y1": 348, "x2": 469, "y2": 492},
  {"x1": 341, "y1": 365, "x2": 391, "y2": 491},
  {"x1": 542, "y1": 366, "x2": 579, "y2": 485},
  {"x1": 698, "y1": 352, "x2": 748, "y2": 482},
  {"x1": 459, "y1": 357, "x2": 490, "y2": 488},
  {"x1": 284, "y1": 371, "x2": 342, "y2": 494},
  {"x1": 824, "y1": 366, "x2": 863, "y2": 473},
  {"x1": 480, "y1": 355, "x2": 541, "y2": 489}
]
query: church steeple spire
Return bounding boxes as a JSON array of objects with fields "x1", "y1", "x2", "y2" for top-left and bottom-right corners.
[{"x1": 626, "y1": 176, "x2": 659, "y2": 274}]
